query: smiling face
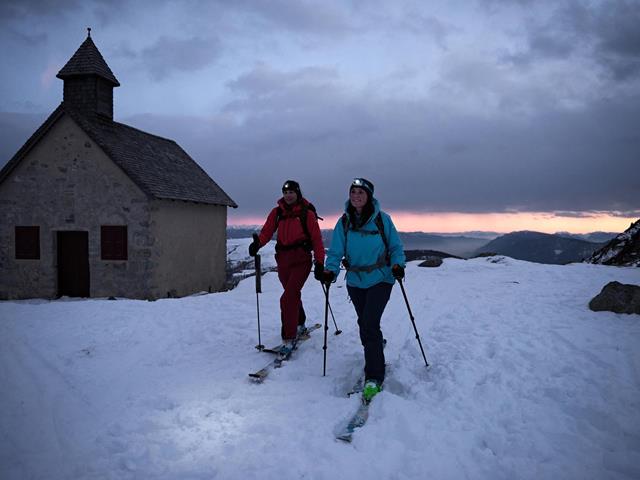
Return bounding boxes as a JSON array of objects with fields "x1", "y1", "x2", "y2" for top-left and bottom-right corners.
[
  {"x1": 283, "y1": 190, "x2": 298, "y2": 205},
  {"x1": 349, "y1": 187, "x2": 368, "y2": 212}
]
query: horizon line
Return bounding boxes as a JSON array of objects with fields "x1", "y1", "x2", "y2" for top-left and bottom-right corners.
[{"x1": 228, "y1": 211, "x2": 638, "y2": 235}]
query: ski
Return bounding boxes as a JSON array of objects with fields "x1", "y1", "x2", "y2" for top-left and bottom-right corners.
[
  {"x1": 335, "y1": 396, "x2": 372, "y2": 442},
  {"x1": 347, "y1": 375, "x2": 365, "y2": 396},
  {"x1": 248, "y1": 323, "x2": 322, "y2": 382},
  {"x1": 261, "y1": 323, "x2": 322, "y2": 354}
]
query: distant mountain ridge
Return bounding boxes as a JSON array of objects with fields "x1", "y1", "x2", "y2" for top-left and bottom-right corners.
[
  {"x1": 227, "y1": 227, "x2": 616, "y2": 262},
  {"x1": 227, "y1": 228, "x2": 493, "y2": 257},
  {"x1": 587, "y1": 219, "x2": 640, "y2": 267},
  {"x1": 555, "y1": 231, "x2": 619, "y2": 243},
  {"x1": 475, "y1": 231, "x2": 605, "y2": 265}
]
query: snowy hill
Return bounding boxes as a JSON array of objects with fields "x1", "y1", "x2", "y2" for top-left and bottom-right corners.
[
  {"x1": 2, "y1": 245, "x2": 640, "y2": 480},
  {"x1": 476, "y1": 231, "x2": 603, "y2": 264},
  {"x1": 588, "y1": 219, "x2": 640, "y2": 267}
]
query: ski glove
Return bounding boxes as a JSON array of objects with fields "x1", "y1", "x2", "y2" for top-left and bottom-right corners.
[
  {"x1": 248, "y1": 235, "x2": 260, "y2": 257},
  {"x1": 321, "y1": 270, "x2": 335, "y2": 284},
  {"x1": 392, "y1": 264, "x2": 405, "y2": 280},
  {"x1": 313, "y1": 261, "x2": 325, "y2": 281}
]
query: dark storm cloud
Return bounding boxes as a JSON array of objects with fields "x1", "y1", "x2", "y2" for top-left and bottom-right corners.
[
  {"x1": 138, "y1": 36, "x2": 223, "y2": 81},
  {"x1": 226, "y1": 0, "x2": 353, "y2": 34},
  {"x1": 0, "y1": 112, "x2": 48, "y2": 164},
  {"x1": 0, "y1": 0, "x2": 132, "y2": 28},
  {"x1": 504, "y1": 0, "x2": 640, "y2": 80},
  {"x1": 110, "y1": 64, "x2": 640, "y2": 219},
  {"x1": 0, "y1": 0, "x2": 78, "y2": 21},
  {"x1": 588, "y1": 1, "x2": 640, "y2": 80},
  {"x1": 6, "y1": 29, "x2": 48, "y2": 46}
]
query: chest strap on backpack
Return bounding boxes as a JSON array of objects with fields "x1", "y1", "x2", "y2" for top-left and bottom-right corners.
[
  {"x1": 340, "y1": 213, "x2": 391, "y2": 272},
  {"x1": 345, "y1": 253, "x2": 389, "y2": 272},
  {"x1": 275, "y1": 240, "x2": 312, "y2": 252}
]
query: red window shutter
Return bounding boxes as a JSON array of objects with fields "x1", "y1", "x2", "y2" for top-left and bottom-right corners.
[
  {"x1": 15, "y1": 226, "x2": 40, "y2": 259},
  {"x1": 101, "y1": 226, "x2": 128, "y2": 260}
]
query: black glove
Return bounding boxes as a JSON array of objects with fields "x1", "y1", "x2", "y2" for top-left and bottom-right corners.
[
  {"x1": 322, "y1": 270, "x2": 335, "y2": 284},
  {"x1": 391, "y1": 264, "x2": 405, "y2": 280},
  {"x1": 313, "y1": 261, "x2": 324, "y2": 281},
  {"x1": 248, "y1": 236, "x2": 260, "y2": 257}
]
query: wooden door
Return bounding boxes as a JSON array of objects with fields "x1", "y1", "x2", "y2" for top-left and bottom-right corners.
[{"x1": 57, "y1": 231, "x2": 90, "y2": 297}]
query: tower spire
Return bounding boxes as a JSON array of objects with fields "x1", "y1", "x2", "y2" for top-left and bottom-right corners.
[{"x1": 56, "y1": 30, "x2": 120, "y2": 119}]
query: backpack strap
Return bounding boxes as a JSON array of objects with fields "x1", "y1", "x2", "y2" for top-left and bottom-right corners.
[
  {"x1": 340, "y1": 214, "x2": 349, "y2": 267},
  {"x1": 374, "y1": 213, "x2": 390, "y2": 265},
  {"x1": 274, "y1": 206, "x2": 283, "y2": 229},
  {"x1": 274, "y1": 203, "x2": 319, "y2": 253},
  {"x1": 299, "y1": 205, "x2": 310, "y2": 241}
]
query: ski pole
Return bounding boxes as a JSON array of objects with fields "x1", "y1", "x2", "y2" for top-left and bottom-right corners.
[
  {"x1": 397, "y1": 278, "x2": 429, "y2": 367},
  {"x1": 322, "y1": 281, "x2": 331, "y2": 376},
  {"x1": 321, "y1": 283, "x2": 342, "y2": 335},
  {"x1": 254, "y1": 240, "x2": 264, "y2": 351}
]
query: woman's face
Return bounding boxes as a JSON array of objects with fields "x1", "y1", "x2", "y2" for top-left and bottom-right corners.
[
  {"x1": 283, "y1": 190, "x2": 298, "y2": 205},
  {"x1": 349, "y1": 187, "x2": 368, "y2": 210}
]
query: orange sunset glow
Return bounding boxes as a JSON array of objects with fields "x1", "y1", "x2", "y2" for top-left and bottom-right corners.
[{"x1": 230, "y1": 211, "x2": 638, "y2": 234}]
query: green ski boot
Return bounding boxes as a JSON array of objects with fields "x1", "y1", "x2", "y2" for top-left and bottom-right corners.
[{"x1": 362, "y1": 380, "x2": 382, "y2": 403}]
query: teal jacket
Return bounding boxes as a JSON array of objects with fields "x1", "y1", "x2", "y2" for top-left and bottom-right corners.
[{"x1": 325, "y1": 199, "x2": 405, "y2": 289}]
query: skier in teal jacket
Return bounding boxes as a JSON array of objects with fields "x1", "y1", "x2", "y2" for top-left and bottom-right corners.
[{"x1": 320, "y1": 178, "x2": 405, "y2": 401}]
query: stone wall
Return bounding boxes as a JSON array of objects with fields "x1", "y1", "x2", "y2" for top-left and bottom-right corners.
[
  {"x1": 148, "y1": 200, "x2": 227, "y2": 298},
  {"x1": 0, "y1": 114, "x2": 154, "y2": 299}
]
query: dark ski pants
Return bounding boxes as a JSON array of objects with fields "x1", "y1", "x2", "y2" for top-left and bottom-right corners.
[
  {"x1": 347, "y1": 281, "x2": 393, "y2": 384},
  {"x1": 276, "y1": 248, "x2": 312, "y2": 340}
]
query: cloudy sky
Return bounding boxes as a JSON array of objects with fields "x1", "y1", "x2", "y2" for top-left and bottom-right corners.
[{"x1": 1, "y1": 0, "x2": 639, "y2": 233}]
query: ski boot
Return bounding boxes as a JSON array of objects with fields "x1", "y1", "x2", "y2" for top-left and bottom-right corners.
[
  {"x1": 362, "y1": 379, "x2": 382, "y2": 403},
  {"x1": 296, "y1": 324, "x2": 308, "y2": 338},
  {"x1": 278, "y1": 339, "x2": 297, "y2": 357}
]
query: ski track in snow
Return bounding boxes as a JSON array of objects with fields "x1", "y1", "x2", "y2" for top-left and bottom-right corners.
[{"x1": 1, "y1": 247, "x2": 640, "y2": 480}]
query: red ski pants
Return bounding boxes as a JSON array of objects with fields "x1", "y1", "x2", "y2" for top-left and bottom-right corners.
[{"x1": 276, "y1": 248, "x2": 312, "y2": 340}]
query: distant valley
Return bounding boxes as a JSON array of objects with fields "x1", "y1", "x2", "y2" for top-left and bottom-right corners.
[{"x1": 227, "y1": 227, "x2": 619, "y2": 264}]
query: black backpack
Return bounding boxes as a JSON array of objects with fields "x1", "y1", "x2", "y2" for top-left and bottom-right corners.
[{"x1": 274, "y1": 202, "x2": 322, "y2": 251}]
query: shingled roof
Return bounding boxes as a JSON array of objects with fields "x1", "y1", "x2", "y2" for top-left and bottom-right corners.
[
  {"x1": 56, "y1": 33, "x2": 120, "y2": 86},
  {"x1": 0, "y1": 104, "x2": 237, "y2": 208}
]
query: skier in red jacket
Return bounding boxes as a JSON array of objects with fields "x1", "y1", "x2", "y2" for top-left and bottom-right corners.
[{"x1": 249, "y1": 180, "x2": 325, "y2": 354}]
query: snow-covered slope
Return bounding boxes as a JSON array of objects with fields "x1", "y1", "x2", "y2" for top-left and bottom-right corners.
[{"x1": 2, "y1": 252, "x2": 640, "y2": 480}]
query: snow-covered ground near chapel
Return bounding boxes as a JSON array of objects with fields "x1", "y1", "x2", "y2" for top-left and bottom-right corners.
[{"x1": 2, "y1": 238, "x2": 640, "y2": 480}]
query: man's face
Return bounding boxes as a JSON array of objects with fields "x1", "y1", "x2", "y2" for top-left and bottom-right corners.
[{"x1": 283, "y1": 190, "x2": 298, "y2": 205}]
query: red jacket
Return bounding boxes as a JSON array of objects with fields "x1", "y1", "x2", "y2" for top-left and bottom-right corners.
[{"x1": 257, "y1": 198, "x2": 325, "y2": 264}]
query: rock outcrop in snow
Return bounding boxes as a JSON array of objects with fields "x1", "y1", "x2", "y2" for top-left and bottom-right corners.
[
  {"x1": 589, "y1": 281, "x2": 640, "y2": 315},
  {"x1": 587, "y1": 219, "x2": 640, "y2": 267}
]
